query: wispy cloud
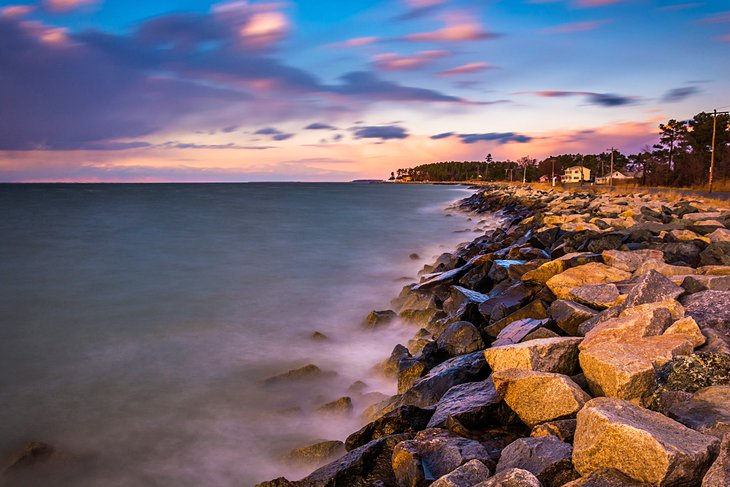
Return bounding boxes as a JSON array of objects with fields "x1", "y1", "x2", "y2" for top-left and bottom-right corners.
[
  {"x1": 439, "y1": 62, "x2": 494, "y2": 76},
  {"x1": 404, "y1": 15, "x2": 499, "y2": 42},
  {"x1": 330, "y1": 36, "x2": 378, "y2": 48},
  {"x1": 515, "y1": 90, "x2": 637, "y2": 107},
  {"x1": 304, "y1": 122, "x2": 337, "y2": 130},
  {"x1": 545, "y1": 19, "x2": 611, "y2": 33},
  {"x1": 575, "y1": 0, "x2": 623, "y2": 7},
  {"x1": 372, "y1": 50, "x2": 448, "y2": 71},
  {"x1": 1, "y1": 5, "x2": 35, "y2": 17},
  {"x1": 697, "y1": 11, "x2": 730, "y2": 24},
  {"x1": 44, "y1": 0, "x2": 98, "y2": 12},
  {"x1": 658, "y1": 3, "x2": 705, "y2": 12},
  {"x1": 661, "y1": 86, "x2": 701, "y2": 102},
  {"x1": 352, "y1": 125, "x2": 410, "y2": 140},
  {"x1": 430, "y1": 132, "x2": 532, "y2": 144},
  {"x1": 254, "y1": 127, "x2": 294, "y2": 141}
]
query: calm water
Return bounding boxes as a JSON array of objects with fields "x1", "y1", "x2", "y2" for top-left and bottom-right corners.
[{"x1": 0, "y1": 183, "x2": 490, "y2": 486}]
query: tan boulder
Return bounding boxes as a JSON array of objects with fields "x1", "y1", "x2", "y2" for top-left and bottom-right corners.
[
  {"x1": 484, "y1": 337, "x2": 582, "y2": 375},
  {"x1": 573, "y1": 397, "x2": 720, "y2": 486},
  {"x1": 492, "y1": 369, "x2": 591, "y2": 428},
  {"x1": 634, "y1": 260, "x2": 695, "y2": 278},
  {"x1": 707, "y1": 227, "x2": 730, "y2": 243},
  {"x1": 579, "y1": 307, "x2": 673, "y2": 351},
  {"x1": 602, "y1": 249, "x2": 664, "y2": 272},
  {"x1": 670, "y1": 229, "x2": 711, "y2": 244},
  {"x1": 546, "y1": 263, "x2": 631, "y2": 300},
  {"x1": 619, "y1": 299, "x2": 685, "y2": 321},
  {"x1": 663, "y1": 316, "x2": 706, "y2": 347},
  {"x1": 697, "y1": 265, "x2": 730, "y2": 275}
]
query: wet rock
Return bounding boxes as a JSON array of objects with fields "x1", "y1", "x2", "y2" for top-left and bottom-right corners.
[
  {"x1": 399, "y1": 351, "x2": 489, "y2": 408},
  {"x1": 550, "y1": 299, "x2": 597, "y2": 336},
  {"x1": 379, "y1": 344, "x2": 411, "y2": 378},
  {"x1": 458, "y1": 262, "x2": 493, "y2": 292},
  {"x1": 474, "y1": 468, "x2": 542, "y2": 487},
  {"x1": 346, "y1": 405, "x2": 434, "y2": 451},
  {"x1": 431, "y1": 459, "x2": 491, "y2": 487},
  {"x1": 264, "y1": 364, "x2": 336, "y2": 385},
  {"x1": 427, "y1": 378, "x2": 517, "y2": 429},
  {"x1": 398, "y1": 358, "x2": 428, "y2": 394},
  {"x1": 522, "y1": 327, "x2": 560, "y2": 341},
  {"x1": 495, "y1": 435, "x2": 578, "y2": 487},
  {"x1": 436, "y1": 321, "x2": 485, "y2": 357},
  {"x1": 488, "y1": 259, "x2": 527, "y2": 283},
  {"x1": 621, "y1": 270, "x2": 684, "y2": 309},
  {"x1": 562, "y1": 469, "x2": 647, "y2": 486},
  {"x1": 316, "y1": 396, "x2": 353, "y2": 415},
  {"x1": 491, "y1": 318, "x2": 549, "y2": 347},
  {"x1": 573, "y1": 397, "x2": 720, "y2": 486},
  {"x1": 443, "y1": 287, "x2": 490, "y2": 324},
  {"x1": 479, "y1": 282, "x2": 538, "y2": 323},
  {"x1": 530, "y1": 419, "x2": 576, "y2": 443},
  {"x1": 2, "y1": 442, "x2": 56, "y2": 474},
  {"x1": 492, "y1": 369, "x2": 591, "y2": 428},
  {"x1": 665, "y1": 386, "x2": 730, "y2": 438},
  {"x1": 485, "y1": 300, "x2": 549, "y2": 339},
  {"x1": 702, "y1": 434, "x2": 730, "y2": 487},
  {"x1": 484, "y1": 337, "x2": 582, "y2": 375},
  {"x1": 364, "y1": 310, "x2": 398, "y2": 329},
  {"x1": 348, "y1": 381, "x2": 368, "y2": 394},
  {"x1": 392, "y1": 429, "x2": 492, "y2": 486},
  {"x1": 568, "y1": 284, "x2": 621, "y2": 310},
  {"x1": 284, "y1": 440, "x2": 345, "y2": 465},
  {"x1": 266, "y1": 433, "x2": 412, "y2": 487},
  {"x1": 546, "y1": 263, "x2": 631, "y2": 300}
]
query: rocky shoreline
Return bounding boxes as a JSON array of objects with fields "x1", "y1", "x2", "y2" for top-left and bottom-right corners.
[{"x1": 258, "y1": 184, "x2": 730, "y2": 487}]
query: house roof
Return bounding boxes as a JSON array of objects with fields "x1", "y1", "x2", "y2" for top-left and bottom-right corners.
[{"x1": 564, "y1": 165, "x2": 590, "y2": 170}]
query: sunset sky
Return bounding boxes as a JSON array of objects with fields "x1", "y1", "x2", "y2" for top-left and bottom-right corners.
[{"x1": 1, "y1": 0, "x2": 729, "y2": 181}]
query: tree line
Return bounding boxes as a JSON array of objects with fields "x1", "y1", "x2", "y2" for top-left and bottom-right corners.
[{"x1": 389, "y1": 111, "x2": 730, "y2": 188}]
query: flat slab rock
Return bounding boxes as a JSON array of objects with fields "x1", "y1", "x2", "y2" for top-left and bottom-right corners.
[
  {"x1": 665, "y1": 385, "x2": 730, "y2": 439},
  {"x1": 546, "y1": 263, "x2": 631, "y2": 300},
  {"x1": 573, "y1": 397, "x2": 720, "y2": 486},
  {"x1": 495, "y1": 435, "x2": 578, "y2": 487},
  {"x1": 484, "y1": 337, "x2": 582, "y2": 375}
]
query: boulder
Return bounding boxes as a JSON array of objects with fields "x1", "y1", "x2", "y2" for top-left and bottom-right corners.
[
  {"x1": 346, "y1": 405, "x2": 434, "y2": 451},
  {"x1": 523, "y1": 327, "x2": 560, "y2": 341},
  {"x1": 392, "y1": 429, "x2": 492, "y2": 486},
  {"x1": 427, "y1": 378, "x2": 517, "y2": 429},
  {"x1": 562, "y1": 469, "x2": 647, "y2": 486},
  {"x1": 485, "y1": 300, "x2": 549, "y2": 339},
  {"x1": 484, "y1": 337, "x2": 582, "y2": 375},
  {"x1": 702, "y1": 434, "x2": 730, "y2": 487},
  {"x1": 364, "y1": 310, "x2": 398, "y2": 329},
  {"x1": 568, "y1": 284, "x2": 621, "y2": 309},
  {"x1": 681, "y1": 290, "x2": 730, "y2": 338},
  {"x1": 579, "y1": 307, "x2": 673, "y2": 351},
  {"x1": 495, "y1": 435, "x2": 579, "y2": 487},
  {"x1": 546, "y1": 263, "x2": 631, "y2": 300},
  {"x1": 443, "y1": 287, "x2": 490, "y2": 324},
  {"x1": 437, "y1": 321, "x2": 485, "y2": 357},
  {"x1": 316, "y1": 396, "x2": 353, "y2": 415},
  {"x1": 530, "y1": 419, "x2": 577, "y2": 443},
  {"x1": 399, "y1": 351, "x2": 489, "y2": 408},
  {"x1": 431, "y1": 459, "x2": 491, "y2": 487},
  {"x1": 579, "y1": 337, "x2": 693, "y2": 405},
  {"x1": 573, "y1": 397, "x2": 720, "y2": 486},
  {"x1": 700, "y1": 241, "x2": 730, "y2": 266},
  {"x1": 491, "y1": 318, "x2": 549, "y2": 347},
  {"x1": 550, "y1": 300, "x2": 597, "y2": 336},
  {"x1": 285, "y1": 441, "x2": 345, "y2": 465},
  {"x1": 264, "y1": 364, "x2": 336, "y2": 385},
  {"x1": 681, "y1": 274, "x2": 730, "y2": 293},
  {"x1": 479, "y1": 282, "x2": 538, "y2": 323},
  {"x1": 620, "y1": 299, "x2": 685, "y2": 321},
  {"x1": 665, "y1": 386, "x2": 730, "y2": 439},
  {"x1": 474, "y1": 468, "x2": 542, "y2": 487},
  {"x1": 492, "y1": 369, "x2": 591, "y2": 428},
  {"x1": 602, "y1": 249, "x2": 664, "y2": 272},
  {"x1": 621, "y1": 270, "x2": 684, "y2": 309},
  {"x1": 379, "y1": 344, "x2": 411, "y2": 378},
  {"x1": 663, "y1": 316, "x2": 706, "y2": 347},
  {"x1": 522, "y1": 260, "x2": 570, "y2": 286},
  {"x1": 707, "y1": 227, "x2": 730, "y2": 243},
  {"x1": 398, "y1": 358, "x2": 428, "y2": 394}
]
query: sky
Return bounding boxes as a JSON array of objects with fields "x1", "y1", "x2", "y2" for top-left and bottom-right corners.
[{"x1": 0, "y1": 0, "x2": 729, "y2": 182}]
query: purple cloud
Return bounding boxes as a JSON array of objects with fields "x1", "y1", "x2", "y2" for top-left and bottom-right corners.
[
  {"x1": 353, "y1": 125, "x2": 410, "y2": 140},
  {"x1": 661, "y1": 86, "x2": 701, "y2": 102},
  {"x1": 431, "y1": 132, "x2": 532, "y2": 144},
  {"x1": 305, "y1": 122, "x2": 337, "y2": 130}
]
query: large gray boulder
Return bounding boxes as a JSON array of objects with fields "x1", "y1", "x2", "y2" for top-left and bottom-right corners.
[
  {"x1": 495, "y1": 435, "x2": 578, "y2": 487},
  {"x1": 427, "y1": 378, "x2": 516, "y2": 429}
]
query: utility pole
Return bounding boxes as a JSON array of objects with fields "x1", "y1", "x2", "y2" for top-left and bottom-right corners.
[
  {"x1": 607, "y1": 147, "x2": 615, "y2": 187},
  {"x1": 710, "y1": 109, "x2": 729, "y2": 193},
  {"x1": 522, "y1": 163, "x2": 527, "y2": 183}
]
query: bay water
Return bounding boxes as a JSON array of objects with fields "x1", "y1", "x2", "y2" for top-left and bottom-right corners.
[{"x1": 0, "y1": 183, "x2": 493, "y2": 486}]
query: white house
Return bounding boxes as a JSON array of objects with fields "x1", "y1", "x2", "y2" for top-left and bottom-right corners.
[
  {"x1": 562, "y1": 165, "x2": 591, "y2": 183},
  {"x1": 595, "y1": 170, "x2": 641, "y2": 185}
]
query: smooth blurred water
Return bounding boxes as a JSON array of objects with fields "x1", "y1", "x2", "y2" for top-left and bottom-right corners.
[{"x1": 0, "y1": 183, "x2": 490, "y2": 486}]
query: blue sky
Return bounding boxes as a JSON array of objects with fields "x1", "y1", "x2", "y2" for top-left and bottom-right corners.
[{"x1": 0, "y1": 0, "x2": 728, "y2": 181}]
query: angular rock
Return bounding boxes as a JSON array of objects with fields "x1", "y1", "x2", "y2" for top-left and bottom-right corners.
[
  {"x1": 602, "y1": 249, "x2": 664, "y2": 273},
  {"x1": 568, "y1": 283, "x2": 621, "y2": 309},
  {"x1": 364, "y1": 310, "x2": 398, "y2": 329},
  {"x1": 562, "y1": 469, "x2": 647, "y2": 486},
  {"x1": 681, "y1": 290, "x2": 730, "y2": 337},
  {"x1": 634, "y1": 260, "x2": 694, "y2": 278},
  {"x1": 437, "y1": 321, "x2": 485, "y2": 357},
  {"x1": 485, "y1": 300, "x2": 549, "y2": 339},
  {"x1": 264, "y1": 364, "x2": 336, "y2": 385},
  {"x1": 573, "y1": 397, "x2": 720, "y2": 486},
  {"x1": 316, "y1": 396, "x2": 353, "y2": 415},
  {"x1": 700, "y1": 241, "x2": 730, "y2": 266},
  {"x1": 399, "y1": 351, "x2": 489, "y2": 408},
  {"x1": 707, "y1": 227, "x2": 730, "y2": 243},
  {"x1": 702, "y1": 434, "x2": 730, "y2": 487},
  {"x1": 621, "y1": 270, "x2": 684, "y2": 309},
  {"x1": 522, "y1": 327, "x2": 560, "y2": 341},
  {"x1": 427, "y1": 378, "x2": 516, "y2": 429},
  {"x1": 491, "y1": 318, "x2": 549, "y2": 347},
  {"x1": 443, "y1": 287, "x2": 490, "y2": 324},
  {"x1": 431, "y1": 459, "x2": 491, "y2": 487},
  {"x1": 379, "y1": 344, "x2": 411, "y2": 378},
  {"x1": 484, "y1": 337, "x2": 582, "y2": 375},
  {"x1": 681, "y1": 274, "x2": 730, "y2": 293},
  {"x1": 346, "y1": 405, "x2": 434, "y2": 451},
  {"x1": 579, "y1": 307, "x2": 673, "y2": 351},
  {"x1": 663, "y1": 316, "x2": 706, "y2": 347},
  {"x1": 665, "y1": 385, "x2": 730, "y2": 439},
  {"x1": 474, "y1": 468, "x2": 542, "y2": 487},
  {"x1": 392, "y1": 429, "x2": 492, "y2": 486},
  {"x1": 398, "y1": 358, "x2": 429, "y2": 394},
  {"x1": 479, "y1": 282, "x2": 538, "y2": 323},
  {"x1": 495, "y1": 435, "x2": 578, "y2": 487},
  {"x1": 285, "y1": 440, "x2": 345, "y2": 465},
  {"x1": 546, "y1": 263, "x2": 631, "y2": 300},
  {"x1": 530, "y1": 419, "x2": 576, "y2": 443},
  {"x1": 492, "y1": 369, "x2": 591, "y2": 428},
  {"x1": 489, "y1": 259, "x2": 527, "y2": 283},
  {"x1": 550, "y1": 299, "x2": 597, "y2": 336}
]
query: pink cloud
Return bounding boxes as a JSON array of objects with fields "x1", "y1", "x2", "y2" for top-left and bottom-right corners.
[
  {"x1": 44, "y1": 0, "x2": 98, "y2": 12},
  {"x1": 1, "y1": 5, "x2": 35, "y2": 17},
  {"x1": 18, "y1": 20, "x2": 70, "y2": 44},
  {"x1": 331, "y1": 36, "x2": 378, "y2": 48},
  {"x1": 405, "y1": 0, "x2": 445, "y2": 7},
  {"x1": 372, "y1": 50, "x2": 448, "y2": 71},
  {"x1": 575, "y1": 0, "x2": 623, "y2": 7},
  {"x1": 545, "y1": 19, "x2": 611, "y2": 33},
  {"x1": 238, "y1": 11, "x2": 288, "y2": 47},
  {"x1": 721, "y1": 33, "x2": 730, "y2": 42},
  {"x1": 698, "y1": 12, "x2": 730, "y2": 24},
  {"x1": 439, "y1": 62, "x2": 494, "y2": 76},
  {"x1": 405, "y1": 17, "x2": 498, "y2": 42}
]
